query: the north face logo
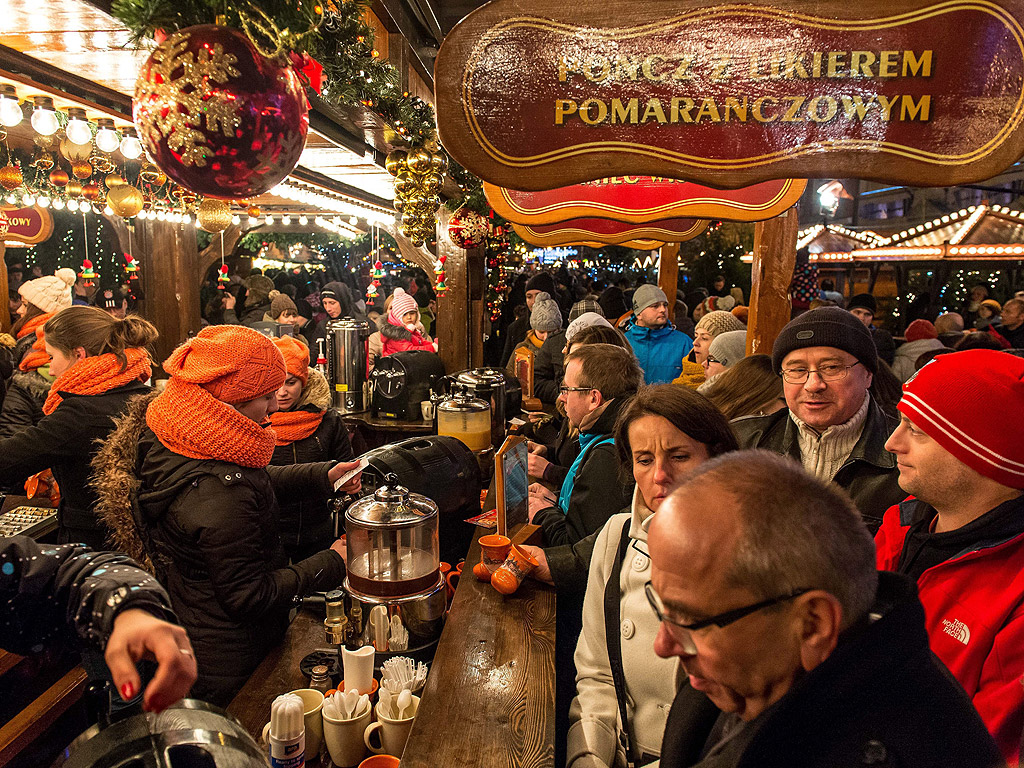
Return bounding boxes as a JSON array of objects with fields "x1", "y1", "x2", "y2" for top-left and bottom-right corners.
[{"x1": 942, "y1": 618, "x2": 971, "y2": 645}]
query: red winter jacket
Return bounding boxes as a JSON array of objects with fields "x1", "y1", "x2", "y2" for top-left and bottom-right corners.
[
  {"x1": 876, "y1": 497, "x2": 1024, "y2": 766},
  {"x1": 380, "y1": 321, "x2": 436, "y2": 356}
]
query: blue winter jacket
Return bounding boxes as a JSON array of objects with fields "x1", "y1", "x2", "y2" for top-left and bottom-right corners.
[{"x1": 622, "y1": 318, "x2": 694, "y2": 384}]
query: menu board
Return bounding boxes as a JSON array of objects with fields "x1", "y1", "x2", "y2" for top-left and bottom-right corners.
[{"x1": 495, "y1": 435, "x2": 529, "y2": 537}]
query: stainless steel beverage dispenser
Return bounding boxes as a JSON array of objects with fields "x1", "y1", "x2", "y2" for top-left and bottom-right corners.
[{"x1": 326, "y1": 317, "x2": 370, "y2": 413}]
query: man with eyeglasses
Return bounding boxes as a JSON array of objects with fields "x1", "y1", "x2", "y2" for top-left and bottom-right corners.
[
  {"x1": 876, "y1": 350, "x2": 1024, "y2": 765},
  {"x1": 731, "y1": 307, "x2": 903, "y2": 533},
  {"x1": 649, "y1": 450, "x2": 1001, "y2": 768}
]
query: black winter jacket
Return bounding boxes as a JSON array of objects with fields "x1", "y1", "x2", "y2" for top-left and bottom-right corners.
[
  {"x1": 1, "y1": 536, "x2": 177, "y2": 655},
  {"x1": 117, "y1": 423, "x2": 347, "y2": 706},
  {"x1": 0, "y1": 369, "x2": 49, "y2": 438},
  {"x1": 534, "y1": 331, "x2": 568, "y2": 404},
  {"x1": 270, "y1": 377, "x2": 354, "y2": 561},
  {"x1": 730, "y1": 398, "x2": 903, "y2": 534},
  {"x1": 659, "y1": 572, "x2": 1003, "y2": 768},
  {"x1": 0, "y1": 380, "x2": 151, "y2": 548},
  {"x1": 532, "y1": 397, "x2": 634, "y2": 548}
]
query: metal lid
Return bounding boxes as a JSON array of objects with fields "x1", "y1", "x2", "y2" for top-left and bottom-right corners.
[
  {"x1": 345, "y1": 474, "x2": 438, "y2": 528},
  {"x1": 327, "y1": 317, "x2": 370, "y2": 333},
  {"x1": 455, "y1": 368, "x2": 508, "y2": 387},
  {"x1": 437, "y1": 394, "x2": 489, "y2": 413}
]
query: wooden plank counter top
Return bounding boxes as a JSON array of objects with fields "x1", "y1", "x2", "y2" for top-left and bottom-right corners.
[
  {"x1": 227, "y1": 531, "x2": 556, "y2": 768},
  {"x1": 400, "y1": 534, "x2": 556, "y2": 768}
]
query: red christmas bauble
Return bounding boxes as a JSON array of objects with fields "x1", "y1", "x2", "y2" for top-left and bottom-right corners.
[
  {"x1": 133, "y1": 25, "x2": 309, "y2": 199},
  {"x1": 447, "y1": 208, "x2": 489, "y2": 250}
]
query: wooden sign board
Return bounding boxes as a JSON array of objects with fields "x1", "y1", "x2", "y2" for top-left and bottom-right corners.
[
  {"x1": 0, "y1": 207, "x2": 53, "y2": 244},
  {"x1": 485, "y1": 177, "x2": 806, "y2": 224},
  {"x1": 495, "y1": 435, "x2": 529, "y2": 538},
  {"x1": 436, "y1": 0, "x2": 1024, "y2": 189},
  {"x1": 513, "y1": 217, "x2": 708, "y2": 247}
]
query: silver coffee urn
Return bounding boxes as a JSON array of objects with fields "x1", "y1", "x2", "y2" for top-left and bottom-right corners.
[{"x1": 326, "y1": 317, "x2": 371, "y2": 413}]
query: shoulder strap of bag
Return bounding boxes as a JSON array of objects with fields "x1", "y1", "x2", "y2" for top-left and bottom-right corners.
[{"x1": 604, "y1": 516, "x2": 637, "y2": 767}]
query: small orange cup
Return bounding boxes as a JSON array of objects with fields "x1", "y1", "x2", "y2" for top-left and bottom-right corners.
[
  {"x1": 479, "y1": 534, "x2": 512, "y2": 575},
  {"x1": 491, "y1": 545, "x2": 539, "y2": 595},
  {"x1": 472, "y1": 561, "x2": 492, "y2": 581}
]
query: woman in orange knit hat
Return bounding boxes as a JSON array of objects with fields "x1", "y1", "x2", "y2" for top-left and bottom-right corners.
[
  {"x1": 93, "y1": 325, "x2": 362, "y2": 705},
  {"x1": 270, "y1": 335, "x2": 355, "y2": 561},
  {"x1": 0, "y1": 306, "x2": 157, "y2": 547}
]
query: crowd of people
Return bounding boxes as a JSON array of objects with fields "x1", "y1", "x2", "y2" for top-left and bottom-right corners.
[{"x1": 0, "y1": 257, "x2": 1022, "y2": 768}]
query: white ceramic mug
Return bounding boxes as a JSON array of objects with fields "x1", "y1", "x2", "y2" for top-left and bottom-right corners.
[
  {"x1": 363, "y1": 696, "x2": 420, "y2": 758},
  {"x1": 289, "y1": 688, "x2": 325, "y2": 760},
  {"x1": 323, "y1": 699, "x2": 373, "y2": 767}
]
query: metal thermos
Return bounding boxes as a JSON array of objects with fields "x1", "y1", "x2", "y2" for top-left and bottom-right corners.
[{"x1": 326, "y1": 317, "x2": 370, "y2": 413}]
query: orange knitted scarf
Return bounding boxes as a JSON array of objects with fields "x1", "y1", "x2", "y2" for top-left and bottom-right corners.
[
  {"x1": 269, "y1": 408, "x2": 325, "y2": 446},
  {"x1": 15, "y1": 312, "x2": 50, "y2": 341},
  {"x1": 146, "y1": 377, "x2": 278, "y2": 468},
  {"x1": 19, "y1": 327, "x2": 49, "y2": 372},
  {"x1": 43, "y1": 347, "x2": 152, "y2": 415}
]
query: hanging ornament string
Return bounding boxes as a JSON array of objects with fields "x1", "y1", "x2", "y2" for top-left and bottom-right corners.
[{"x1": 217, "y1": 230, "x2": 230, "y2": 289}]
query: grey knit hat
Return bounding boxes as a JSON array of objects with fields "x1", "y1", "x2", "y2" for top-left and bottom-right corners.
[
  {"x1": 565, "y1": 311, "x2": 612, "y2": 344},
  {"x1": 632, "y1": 284, "x2": 668, "y2": 315},
  {"x1": 772, "y1": 307, "x2": 878, "y2": 374},
  {"x1": 707, "y1": 330, "x2": 747, "y2": 368},
  {"x1": 530, "y1": 292, "x2": 562, "y2": 332}
]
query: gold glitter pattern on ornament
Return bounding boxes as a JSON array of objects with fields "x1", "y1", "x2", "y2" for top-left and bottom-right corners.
[{"x1": 135, "y1": 31, "x2": 243, "y2": 168}]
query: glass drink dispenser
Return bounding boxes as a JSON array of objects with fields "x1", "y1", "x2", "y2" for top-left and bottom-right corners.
[{"x1": 436, "y1": 394, "x2": 491, "y2": 453}]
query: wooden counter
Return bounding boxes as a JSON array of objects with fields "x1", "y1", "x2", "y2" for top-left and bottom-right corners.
[{"x1": 228, "y1": 531, "x2": 556, "y2": 768}]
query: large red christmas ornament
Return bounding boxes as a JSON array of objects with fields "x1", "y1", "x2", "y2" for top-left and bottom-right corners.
[
  {"x1": 447, "y1": 208, "x2": 490, "y2": 250},
  {"x1": 133, "y1": 24, "x2": 309, "y2": 199}
]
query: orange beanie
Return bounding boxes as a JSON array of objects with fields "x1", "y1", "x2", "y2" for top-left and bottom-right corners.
[
  {"x1": 164, "y1": 325, "x2": 286, "y2": 404},
  {"x1": 273, "y1": 335, "x2": 310, "y2": 385}
]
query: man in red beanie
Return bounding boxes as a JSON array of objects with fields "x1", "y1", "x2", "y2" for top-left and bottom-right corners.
[
  {"x1": 891, "y1": 319, "x2": 944, "y2": 382},
  {"x1": 876, "y1": 349, "x2": 1024, "y2": 765}
]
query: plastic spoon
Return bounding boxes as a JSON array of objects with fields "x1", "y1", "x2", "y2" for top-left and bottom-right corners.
[
  {"x1": 397, "y1": 688, "x2": 413, "y2": 720},
  {"x1": 379, "y1": 687, "x2": 393, "y2": 719}
]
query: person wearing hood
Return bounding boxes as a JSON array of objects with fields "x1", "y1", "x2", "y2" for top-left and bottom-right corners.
[
  {"x1": 239, "y1": 274, "x2": 276, "y2": 327},
  {"x1": 673, "y1": 310, "x2": 745, "y2": 390},
  {"x1": 305, "y1": 280, "x2": 367, "y2": 349},
  {"x1": 381, "y1": 288, "x2": 437, "y2": 356},
  {"x1": 621, "y1": 285, "x2": 694, "y2": 384},
  {"x1": 91, "y1": 325, "x2": 363, "y2": 705},
  {"x1": 891, "y1": 320, "x2": 945, "y2": 381},
  {"x1": 10, "y1": 268, "x2": 76, "y2": 368},
  {"x1": 269, "y1": 336, "x2": 355, "y2": 562},
  {"x1": 507, "y1": 292, "x2": 562, "y2": 374},
  {"x1": 0, "y1": 307, "x2": 157, "y2": 547}
]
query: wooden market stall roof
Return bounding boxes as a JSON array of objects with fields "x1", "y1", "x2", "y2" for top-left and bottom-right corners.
[{"x1": 801, "y1": 204, "x2": 1024, "y2": 263}]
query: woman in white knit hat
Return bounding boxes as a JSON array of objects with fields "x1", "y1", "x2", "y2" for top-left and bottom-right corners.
[{"x1": 10, "y1": 268, "x2": 76, "y2": 367}]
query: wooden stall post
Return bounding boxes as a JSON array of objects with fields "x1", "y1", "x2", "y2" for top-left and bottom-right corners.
[
  {"x1": 747, "y1": 210, "x2": 799, "y2": 355},
  {"x1": 658, "y1": 243, "x2": 679, "y2": 324},
  {"x1": 134, "y1": 219, "x2": 201, "y2": 363},
  {"x1": 434, "y1": 225, "x2": 470, "y2": 374}
]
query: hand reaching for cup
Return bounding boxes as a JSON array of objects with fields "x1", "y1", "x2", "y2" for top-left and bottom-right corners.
[
  {"x1": 105, "y1": 608, "x2": 197, "y2": 713},
  {"x1": 519, "y1": 545, "x2": 553, "y2": 586}
]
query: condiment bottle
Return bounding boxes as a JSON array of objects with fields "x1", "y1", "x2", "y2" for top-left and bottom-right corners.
[{"x1": 269, "y1": 692, "x2": 305, "y2": 768}]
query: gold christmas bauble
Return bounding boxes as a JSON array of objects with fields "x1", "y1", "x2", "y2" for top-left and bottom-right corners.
[
  {"x1": 0, "y1": 165, "x2": 23, "y2": 191},
  {"x1": 384, "y1": 150, "x2": 407, "y2": 176},
  {"x1": 82, "y1": 183, "x2": 103, "y2": 201},
  {"x1": 66, "y1": 181, "x2": 84, "y2": 198},
  {"x1": 406, "y1": 148, "x2": 431, "y2": 174},
  {"x1": 59, "y1": 137, "x2": 92, "y2": 162},
  {"x1": 140, "y1": 164, "x2": 166, "y2": 186},
  {"x1": 105, "y1": 173, "x2": 126, "y2": 188},
  {"x1": 71, "y1": 161, "x2": 93, "y2": 180},
  {"x1": 430, "y1": 152, "x2": 449, "y2": 174},
  {"x1": 197, "y1": 198, "x2": 232, "y2": 232},
  {"x1": 424, "y1": 174, "x2": 443, "y2": 194},
  {"x1": 49, "y1": 168, "x2": 70, "y2": 187},
  {"x1": 106, "y1": 185, "x2": 145, "y2": 217},
  {"x1": 247, "y1": 204, "x2": 261, "y2": 217}
]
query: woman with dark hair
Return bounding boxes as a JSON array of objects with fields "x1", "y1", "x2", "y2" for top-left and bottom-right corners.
[
  {"x1": 0, "y1": 306, "x2": 158, "y2": 547},
  {"x1": 565, "y1": 385, "x2": 737, "y2": 768},
  {"x1": 701, "y1": 354, "x2": 785, "y2": 421}
]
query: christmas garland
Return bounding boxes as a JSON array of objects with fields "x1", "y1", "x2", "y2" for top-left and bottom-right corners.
[{"x1": 110, "y1": 0, "x2": 438, "y2": 144}]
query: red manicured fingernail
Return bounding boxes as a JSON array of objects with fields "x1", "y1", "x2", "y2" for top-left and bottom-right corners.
[{"x1": 120, "y1": 682, "x2": 136, "y2": 700}]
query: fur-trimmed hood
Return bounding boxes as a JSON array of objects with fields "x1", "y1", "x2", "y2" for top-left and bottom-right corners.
[
  {"x1": 90, "y1": 391, "x2": 158, "y2": 571},
  {"x1": 10, "y1": 369, "x2": 53, "y2": 403},
  {"x1": 296, "y1": 368, "x2": 331, "y2": 411},
  {"x1": 381, "y1": 321, "x2": 417, "y2": 342}
]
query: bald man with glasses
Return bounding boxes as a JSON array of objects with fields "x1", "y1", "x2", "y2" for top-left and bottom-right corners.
[
  {"x1": 648, "y1": 451, "x2": 1001, "y2": 768},
  {"x1": 731, "y1": 308, "x2": 904, "y2": 533}
]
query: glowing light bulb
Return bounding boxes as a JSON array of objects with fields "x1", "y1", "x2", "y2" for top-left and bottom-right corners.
[
  {"x1": 0, "y1": 85, "x2": 22, "y2": 127},
  {"x1": 30, "y1": 97, "x2": 59, "y2": 136},
  {"x1": 281, "y1": 215, "x2": 291, "y2": 225},
  {"x1": 95, "y1": 119, "x2": 120, "y2": 153},
  {"x1": 51, "y1": 197, "x2": 65, "y2": 210},
  {"x1": 119, "y1": 127, "x2": 143, "y2": 159},
  {"x1": 65, "y1": 108, "x2": 92, "y2": 145},
  {"x1": 37, "y1": 196, "x2": 50, "y2": 207},
  {"x1": 67, "y1": 199, "x2": 80, "y2": 211},
  {"x1": 231, "y1": 214, "x2": 240, "y2": 225},
  {"x1": 299, "y1": 215, "x2": 308, "y2": 225}
]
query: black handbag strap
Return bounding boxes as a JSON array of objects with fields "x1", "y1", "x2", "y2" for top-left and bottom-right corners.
[{"x1": 604, "y1": 516, "x2": 637, "y2": 766}]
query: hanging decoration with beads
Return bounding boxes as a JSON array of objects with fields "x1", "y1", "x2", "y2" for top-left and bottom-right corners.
[
  {"x1": 366, "y1": 257, "x2": 385, "y2": 299},
  {"x1": 433, "y1": 253, "x2": 448, "y2": 297},
  {"x1": 385, "y1": 145, "x2": 448, "y2": 247},
  {"x1": 79, "y1": 258, "x2": 97, "y2": 287},
  {"x1": 218, "y1": 263, "x2": 231, "y2": 289},
  {"x1": 485, "y1": 222, "x2": 511, "y2": 322}
]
